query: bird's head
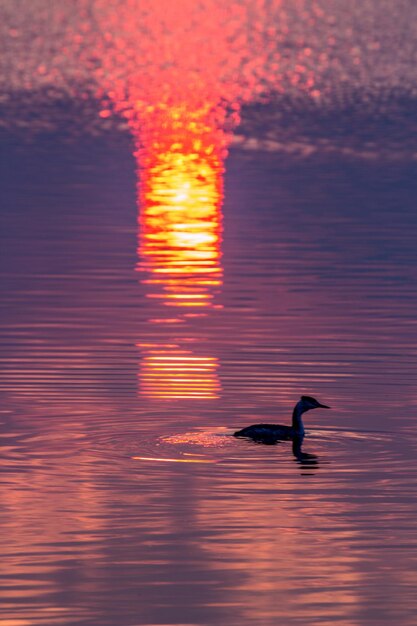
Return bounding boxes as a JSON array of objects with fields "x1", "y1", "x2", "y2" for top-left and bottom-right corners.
[{"x1": 300, "y1": 395, "x2": 330, "y2": 412}]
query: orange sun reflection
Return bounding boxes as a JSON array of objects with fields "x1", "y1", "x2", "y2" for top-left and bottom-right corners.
[{"x1": 136, "y1": 113, "x2": 224, "y2": 400}]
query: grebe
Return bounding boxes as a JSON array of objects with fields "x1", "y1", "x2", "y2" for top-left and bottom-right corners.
[{"x1": 234, "y1": 396, "x2": 330, "y2": 443}]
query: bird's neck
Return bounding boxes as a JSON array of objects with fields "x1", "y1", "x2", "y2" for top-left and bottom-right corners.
[{"x1": 292, "y1": 403, "x2": 305, "y2": 436}]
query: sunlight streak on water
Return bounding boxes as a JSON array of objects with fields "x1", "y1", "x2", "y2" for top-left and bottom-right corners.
[{"x1": 136, "y1": 132, "x2": 223, "y2": 399}]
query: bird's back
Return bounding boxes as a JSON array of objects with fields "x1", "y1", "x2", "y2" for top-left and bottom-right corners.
[{"x1": 234, "y1": 423, "x2": 293, "y2": 441}]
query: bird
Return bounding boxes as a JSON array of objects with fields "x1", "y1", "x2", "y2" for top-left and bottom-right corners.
[{"x1": 233, "y1": 395, "x2": 330, "y2": 443}]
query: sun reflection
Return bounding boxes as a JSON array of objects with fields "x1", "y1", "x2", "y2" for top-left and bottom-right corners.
[
  {"x1": 138, "y1": 349, "x2": 220, "y2": 400},
  {"x1": 136, "y1": 115, "x2": 224, "y2": 400}
]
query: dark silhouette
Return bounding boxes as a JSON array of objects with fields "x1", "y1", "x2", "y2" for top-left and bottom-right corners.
[
  {"x1": 292, "y1": 436, "x2": 319, "y2": 469},
  {"x1": 233, "y1": 395, "x2": 330, "y2": 442}
]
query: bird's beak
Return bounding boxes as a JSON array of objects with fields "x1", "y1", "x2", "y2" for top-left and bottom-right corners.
[{"x1": 318, "y1": 403, "x2": 330, "y2": 409}]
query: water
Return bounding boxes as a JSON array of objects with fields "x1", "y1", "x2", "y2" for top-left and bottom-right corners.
[
  {"x1": 1, "y1": 2, "x2": 417, "y2": 622},
  {"x1": 1, "y1": 112, "x2": 417, "y2": 625}
]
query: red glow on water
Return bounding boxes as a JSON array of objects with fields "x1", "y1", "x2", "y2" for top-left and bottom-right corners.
[
  {"x1": 136, "y1": 117, "x2": 223, "y2": 400},
  {"x1": 89, "y1": 0, "x2": 281, "y2": 130},
  {"x1": 85, "y1": 1, "x2": 287, "y2": 400},
  {"x1": 139, "y1": 350, "x2": 220, "y2": 400},
  {"x1": 137, "y1": 127, "x2": 223, "y2": 308}
]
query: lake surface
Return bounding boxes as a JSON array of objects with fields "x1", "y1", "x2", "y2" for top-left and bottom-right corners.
[{"x1": 1, "y1": 112, "x2": 417, "y2": 625}]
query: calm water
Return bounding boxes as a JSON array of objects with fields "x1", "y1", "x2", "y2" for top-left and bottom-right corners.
[{"x1": 1, "y1": 119, "x2": 417, "y2": 625}]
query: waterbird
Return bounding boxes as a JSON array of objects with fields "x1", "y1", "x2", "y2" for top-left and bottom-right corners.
[{"x1": 233, "y1": 396, "x2": 330, "y2": 443}]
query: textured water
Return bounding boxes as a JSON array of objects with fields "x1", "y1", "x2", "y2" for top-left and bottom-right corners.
[{"x1": 1, "y1": 113, "x2": 417, "y2": 626}]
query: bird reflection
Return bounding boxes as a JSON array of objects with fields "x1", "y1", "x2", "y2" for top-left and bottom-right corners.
[
  {"x1": 292, "y1": 437, "x2": 319, "y2": 469},
  {"x1": 246, "y1": 435, "x2": 320, "y2": 471}
]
